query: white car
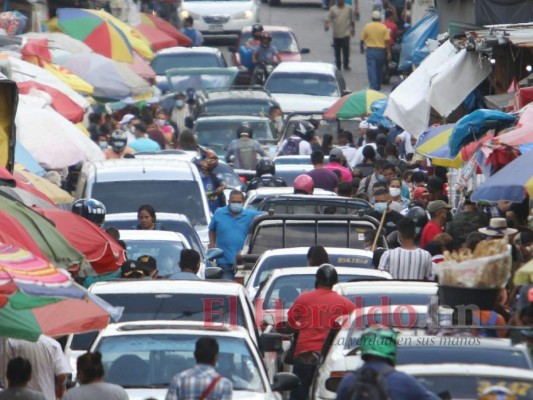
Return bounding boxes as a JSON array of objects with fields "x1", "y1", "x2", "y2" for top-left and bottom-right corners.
[
  {"x1": 245, "y1": 247, "x2": 374, "y2": 299},
  {"x1": 179, "y1": 0, "x2": 259, "y2": 36},
  {"x1": 245, "y1": 187, "x2": 336, "y2": 210},
  {"x1": 396, "y1": 363, "x2": 533, "y2": 400},
  {"x1": 264, "y1": 62, "x2": 346, "y2": 113},
  {"x1": 90, "y1": 321, "x2": 299, "y2": 400}
]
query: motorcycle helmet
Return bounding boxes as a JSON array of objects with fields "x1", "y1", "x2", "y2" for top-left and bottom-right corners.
[
  {"x1": 110, "y1": 129, "x2": 128, "y2": 153},
  {"x1": 260, "y1": 31, "x2": 272, "y2": 43},
  {"x1": 251, "y1": 23, "x2": 264, "y2": 39},
  {"x1": 405, "y1": 206, "x2": 428, "y2": 236},
  {"x1": 360, "y1": 327, "x2": 398, "y2": 363},
  {"x1": 293, "y1": 174, "x2": 314, "y2": 195},
  {"x1": 256, "y1": 158, "x2": 275, "y2": 177},
  {"x1": 316, "y1": 263, "x2": 338, "y2": 286},
  {"x1": 237, "y1": 124, "x2": 253, "y2": 139},
  {"x1": 71, "y1": 198, "x2": 106, "y2": 226},
  {"x1": 293, "y1": 121, "x2": 314, "y2": 139}
]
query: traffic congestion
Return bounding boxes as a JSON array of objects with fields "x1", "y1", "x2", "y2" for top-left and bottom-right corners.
[{"x1": 0, "y1": 0, "x2": 532, "y2": 400}]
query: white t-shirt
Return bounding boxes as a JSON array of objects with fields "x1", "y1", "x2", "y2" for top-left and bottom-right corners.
[
  {"x1": 353, "y1": 142, "x2": 377, "y2": 166},
  {"x1": 62, "y1": 382, "x2": 129, "y2": 400},
  {"x1": 280, "y1": 137, "x2": 312, "y2": 155},
  {"x1": 397, "y1": 131, "x2": 415, "y2": 155},
  {"x1": 5, "y1": 336, "x2": 71, "y2": 400},
  {"x1": 338, "y1": 145, "x2": 358, "y2": 168},
  {"x1": 378, "y1": 247, "x2": 433, "y2": 280}
]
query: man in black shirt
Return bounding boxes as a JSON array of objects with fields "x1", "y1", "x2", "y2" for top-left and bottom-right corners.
[{"x1": 368, "y1": 187, "x2": 403, "y2": 236}]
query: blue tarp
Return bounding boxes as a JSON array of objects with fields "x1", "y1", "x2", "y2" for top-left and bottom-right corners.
[
  {"x1": 15, "y1": 142, "x2": 44, "y2": 176},
  {"x1": 398, "y1": 10, "x2": 439, "y2": 72},
  {"x1": 367, "y1": 98, "x2": 392, "y2": 129}
]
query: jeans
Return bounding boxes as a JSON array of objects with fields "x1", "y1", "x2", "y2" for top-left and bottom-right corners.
[
  {"x1": 290, "y1": 359, "x2": 318, "y2": 400},
  {"x1": 218, "y1": 263, "x2": 234, "y2": 281},
  {"x1": 333, "y1": 36, "x2": 350, "y2": 70},
  {"x1": 366, "y1": 47, "x2": 386, "y2": 90}
]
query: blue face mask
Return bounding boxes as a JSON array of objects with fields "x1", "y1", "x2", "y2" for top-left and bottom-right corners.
[
  {"x1": 98, "y1": 141, "x2": 108, "y2": 150},
  {"x1": 175, "y1": 100, "x2": 184, "y2": 108},
  {"x1": 377, "y1": 174, "x2": 386, "y2": 182},
  {"x1": 374, "y1": 202, "x2": 388, "y2": 213},
  {"x1": 229, "y1": 203, "x2": 243, "y2": 213}
]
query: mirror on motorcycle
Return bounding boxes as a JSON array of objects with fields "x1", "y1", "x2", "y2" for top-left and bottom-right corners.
[{"x1": 301, "y1": 48, "x2": 310, "y2": 54}]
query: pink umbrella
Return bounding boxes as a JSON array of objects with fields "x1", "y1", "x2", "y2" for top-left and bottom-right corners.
[
  {"x1": 124, "y1": 52, "x2": 156, "y2": 83},
  {"x1": 493, "y1": 104, "x2": 533, "y2": 147}
]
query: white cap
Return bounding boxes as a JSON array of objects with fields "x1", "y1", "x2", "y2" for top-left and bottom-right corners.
[
  {"x1": 371, "y1": 10, "x2": 381, "y2": 20},
  {"x1": 359, "y1": 120, "x2": 377, "y2": 130},
  {"x1": 119, "y1": 114, "x2": 135, "y2": 125}
]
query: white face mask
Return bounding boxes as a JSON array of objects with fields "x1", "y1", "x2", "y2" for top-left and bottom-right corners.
[
  {"x1": 157, "y1": 119, "x2": 166, "y2": 127},
  {"x1": 389, "y1": 187, "x2": 401, "y2": 198}
]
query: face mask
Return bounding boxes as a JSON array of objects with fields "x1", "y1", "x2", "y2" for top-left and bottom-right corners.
[
  {"x1": 389, "y1": 188, "x2": 401, "y2": 198},
  {"x1": 377, "y1": 174, "x2": 386, "y2": 182},
  {"x1": 157, "y1": 118, "x2": 166, "y2": 127},
  {"x1": 374, "y1": 202, "x2": 388, "y2": 213},
  {"x1": 175, "y1": 100, "x2": 184, "y2": 108},
  {"x1": 98, "y1": 141, "x2": 108, "y2": 150},
  {"x1": 229, "y1": 203, "x2": 243, "y2": 213}
]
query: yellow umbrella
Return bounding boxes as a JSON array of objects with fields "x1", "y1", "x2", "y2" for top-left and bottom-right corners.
[
  {"x1": 76, "y1": 123, "x2": 90, "y2": 137},
  {"x1": 14, "y1": 164, "x2": 73, "y2": 205},
  {"x1": 41, "y1": 60, "x2": 94, "y2": 95}
]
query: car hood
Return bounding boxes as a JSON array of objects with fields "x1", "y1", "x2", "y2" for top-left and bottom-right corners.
[
  {"x1": 182, "y1": 1, "x2": 255, "y2": 14},
  {"x1": 270, "y1": 93, "x2": 338, "y2": 113},
  {"x1": 126, "y1": 388, "x2": 274, "y2": 400}
]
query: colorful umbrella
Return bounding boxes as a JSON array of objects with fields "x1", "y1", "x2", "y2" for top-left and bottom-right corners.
[
  {"x1": 323, "y1": 89, "x2": 386, "y2": 120},
  {"x1": 15, "y1": 142, "x2": 44, "y2": 176},
  {"x1": 415, "y1": 124, "x2": 462, "y2": 168},
  {"x1": 0, "y1": 243, "x2": 121, "y2": 341},
  {"x1": 141, "y1": 12, "x2": 192, "y2": 47},
  {"x1": 13, "y1": 164, "x2": 73, "y2": 206},
  {"x1": 123, "y1": 52, "x2": 156, "y2": 82},
  {"x1": 471, "y1": 149, "x2": 533, "y2": 202},
  {"x1": 0, "y1": 211, "x2": 49, "y2": 260},
  {"x1": 22, "y1": 32, "x2": 94, "y2": 54},
  {"x1": 0, "y1": 166, "x2": 55, "y2": 205},
  {"x1": 134, "y1": 23, "x2": 177, "y2": 52},
  {"x1": 57, "y1": 8, "x2": 134, "y2": 63},
  {"x1": 491, "y1": 104, "x2": 533, "y2": 147}
]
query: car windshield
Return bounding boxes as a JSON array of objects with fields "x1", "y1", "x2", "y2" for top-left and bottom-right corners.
[
  {"x1": 265, "y1": 72, "x2": 339, "y2": 96},
  {"x1": 91, "y1": 180, "x2": 207, "y2": 226},
  {"x1": 412, "y1": 375, "x2": 533, "y2": 400},
  {"x1": 168, "y1": 73, "x2": 235, "y2": 91},
  {"x1": 240, "y1": 31, "x2": 299, "y2": 53},
  {"x1": 343, "y1": 292, "x2": 435, "y2": 308},
  {"x1": 122, "y1": 240, "x2": 185, "y2": 277},
  {"x1": 151, "y1": 54, "x2": 222, "y2": 75},
  {"x1": 262, "y1": 274, "x2": 385, "y2": 309},
  {"x1": 96, "y1": 334, "x2": 264, "y2": 391},
  {"x1": 214, "y1": 163, "x2": 245, "y2": 189},
  {"x1": 253, "y1": 254, "x2": 372, "y2": 287},
  {"x1": 203, "y1": 100, "x2": 274, "y2": 117}
]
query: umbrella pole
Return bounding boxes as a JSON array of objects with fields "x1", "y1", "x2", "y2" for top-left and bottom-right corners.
[{"x1": 372, "y1": 209, "x2": 387, "y2": 251}]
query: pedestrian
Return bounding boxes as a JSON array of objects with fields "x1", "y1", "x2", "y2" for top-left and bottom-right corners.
[
  {"x1": 171, "y1": 93, "x2": 190, "y2": 133},
  {"x1": 170, "y1": 249, "x2": 202, "y2": 280},
  {"x1": 383, "y1": 9, "x2": 398, "y2": 43},
  {"x1": 324, "y1": 148, "x2": 352, "y2": 182},
  {"x1": 247, "y1": 158, "x2": 287, "y2": 191},
  {"x1": 378, "y1": 217, "x2": 433, "y2": 280},
  {"x1": 388, "y1": 177, "x2": 409, "y2": 212},
  {"x1": 166, "y1": 337, "x2": 232, "y2": 400},
  {"x1": 3, "y1": 336, "x2": 70, "y2": 400},
  {"x1": 225, "y1": 124, "x2": 267, "y2": 170},
  {"x1": 335, "y1": 328, "x2": 440, "y2": 400},
  {"x1": 239, "y1": 37, "x2": 255, "y2": 71},
  {"x1": 118, "y1": 113, "x2": 137, "y2": 145},
  {"x1": 104, "y1": 130, "x2": 135, "y2": 159},
  {"x1": 142, "y1": 113, "x2": 167, "y2": 150},
  {"x1": 324, "y1": 0, "x2": 355, "y2": 72},
  {"x1": 446, "y1": 196, "x2": 486, "y2": 243},
  {"x1": 307, "y1": 245, "x2": 330, "y2": 266},
  {"x1": 337, "y1": 130, "x2": 357, "y2": 167},
  {"x1": 194, "y1": 149, "x2": 227, "y2": 214},
  {"x1": 278, "y1": 122, "x2": 314, "y2": 156},
  {"x1": 62, "y1": 352, "x2": 128, "y2": 400},
  {"x1": 357, "y1": 159, "x2": 386, "y2": 203},
  {"x1": 0, "y1": 357, "x2": 46, "y2": 400},
  {"x1": 288, "y1": 264, "x2": 356, "y2": 400},
  {"x1": 306, "y1": 150, "x2": 339, "y2": 192},
  {"x1": 129, "y1": 123, "x2": 161, "y2": 152},
  {"x1": 360, "y1": 10, "x2": 391, "y2": 90},
  {"x1": 353, "y1": 128, "x2": 378, "y2": 166},
  {"x1": 420, "y1": 200, "x2": 453, "y2": 249},
  {"x1": 137, "y1": 204, "x2": 164, "y2": 230},
  {"x1": 321, "y1": 133, "x2": 334, "y2": 155},
  {"x1": 177, "y1": 128, "x2": 198, "y2": 151},
  {"x1": 269, "y1": 105, "x2": 284, "y2": 136},
  {"x1": 96, "y1": 130, "x2": 110, "y2": 152},
  {"x1": 354, "y1": 145, "x2": 376, "y2": 178},
  {"x1": 182, "y1": 16, "x2": 203, "y2": 47},
  {"x1": 368, "y1": 187, "x2": 404, "y2": 235},
  {"x1": 208, "y1": 190, "x2": 263, "y2": 280}
]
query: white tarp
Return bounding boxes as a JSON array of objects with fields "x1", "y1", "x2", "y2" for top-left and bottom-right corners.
[{"x1": 384, "y1": 40, "x2": 491, "y2": 138}]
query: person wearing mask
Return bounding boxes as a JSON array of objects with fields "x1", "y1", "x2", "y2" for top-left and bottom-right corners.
[
  {"x1": 225, "y1": 124, "x2": 267, "y2": 170},
  {"x1": 170, "y1": 249, "x2": 202, "y2": 280},
  {"x1": 324, "y1": 148, "x2": 352, "y2": 182},
  {"x1": 288, "y1": 264, "x2": 355, "y2": 400},
  {"x1": 360, "y1": 10, "x2": 391, "y2": 90},
  {"x1": 420, "y1": 200, "x2": 453, "y2": 249},
  {"x1": 118, "y1": 113, "x2": 137, "y2": 144},
  {"x1": 337, "y1": 130, "x2": 357, "y2": 168},
  {"x1": 143, "y1": 113, "x2": 167, "y2": 150},
  {"x1": 269, "y1": 105, "x2": 284, "y2": 135},
  {"x1": 208, "y1": 190, "x2": 263, "y2": 280},
  {"x1": 306, "y1": 150, "x2": 339, "y2": 192},
  {"x1": 357, "y1": 159, "x2": 386, "y2": 203},
  {"x1": 247, "y1": 158, "x2": 287, "y2": 191},
  {"x1": 104, "y1": 130, "x2": 135, "y2": 159},
  {"x1": 171, "y1": 93, "x2": 190, "y2": 133},
  {"x1": 388, "y1": 176, "x2": 409, "y2": 212},
  {"x1": 137, "y1": 204, "x2": 165, "y2": 230},
  {"x1": 0, "y1": 357, "x2": 46, "y2": 400},
  {"x1": 353, "y1": 128, "x2": 378, "y2": 166},
  {"x1": 129, "y1": 123, "x2": 161, "y2": 152},
  {"x1": 368, "y1": 187, "x2": 404, "y2": 235},
  {"x1": 194, "y1": 150, "x2": 227, "y2": 214},
  {"x1": 96, "y1": 130, "x2": 110, "y2": 152},
  {"x1": 324, "y1": 0, "x2": 355, "y2": 71},
  {"x1": 63, "y1": 352, "x2": 128, "y2": 400},
  {"x1": 182, "y1": 16, "x2": 203, "y2": 46},
  {"x1": 166, "y1": 337, "x2": 232, "y2": 400}
]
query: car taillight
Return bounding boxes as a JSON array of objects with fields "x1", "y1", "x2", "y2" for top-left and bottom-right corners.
[
  {"x1": 325, "y1": 371, "x2": 348, "y2": 392},
  {"x1": 239, "y1": 176, "x2": 247, "y2": 183}
]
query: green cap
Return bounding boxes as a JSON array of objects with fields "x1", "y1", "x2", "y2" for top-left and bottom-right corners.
[{"x1": 360, "y1": 327, "x2": 398, "y2": 363}]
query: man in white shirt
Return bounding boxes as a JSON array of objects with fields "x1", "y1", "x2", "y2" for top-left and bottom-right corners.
[
  {"x1": 353, "y1": 128, "x2": 378, "y2": 166},
  {"x1": 337, "y1": 130, "x2": 357, "y2": 168},
  {"x1": 395, "y1": 130, "x2": 415, "y2": 157}
]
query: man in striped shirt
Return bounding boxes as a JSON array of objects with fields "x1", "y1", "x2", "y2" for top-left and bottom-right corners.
[{"x1": 378, "y1": 217, "x2": 433, "y2": 280}]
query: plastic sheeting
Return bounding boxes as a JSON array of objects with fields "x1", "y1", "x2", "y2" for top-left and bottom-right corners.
[
  {"x1": 398, "y1": 9, "x2": 439, "y2": 72},
  {"x1": 476, "y1": 0, "x2": 533, "y2": 26}
]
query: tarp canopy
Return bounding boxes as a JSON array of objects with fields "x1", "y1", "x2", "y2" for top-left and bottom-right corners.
[
  {"x1": 384, "y1": 40, "x2": 491, "y2": 138},
  {"x1": 476, "y1": 0, "x2": 533, "y2": 26}
]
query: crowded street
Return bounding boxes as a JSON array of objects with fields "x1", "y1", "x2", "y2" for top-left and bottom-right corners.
[{"x1": 0, "y1": 0, "x2": 532, "y2": 399}]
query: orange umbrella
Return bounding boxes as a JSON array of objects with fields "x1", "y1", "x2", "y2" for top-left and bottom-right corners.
[{"x1": 141, "y1": 13, "x2": 192, "y2": 47}]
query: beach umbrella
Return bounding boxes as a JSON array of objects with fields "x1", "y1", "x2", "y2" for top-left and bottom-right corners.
[
  {"x1": 13, "y1": 164, "x2": 73, "y2": 207},
  {"x1": 0, "y1": 243, "x2": 121, "y2": 341},
  {"x1": 123, "y1": 52, "x2": 156, "y2": 82},
  {"x1": 15, "y1": 142, "x2": 44, "y2": 176},
  {"x1": 0, "y1": 186, "x2": 55, "y2": 209},
  {"x1": 0, "y1": 166, "x2": 55, "y2": 205},
  {"x1": 134, "y1": 23, "x2": 177, "y2": 51},
  {"x1": 0, "y1": 210, "x2": 48, "y2": 260},
  {"x1": 490, "y1": 104, "x2": 533, "y2": 147},
  {"x1": 415, "y1": 124, "x2": 462, "y2": 168},
  {"x1": 323, "y1": 89, "x2": 386, "y2": 120},
  {"x1": 140, "y1": 12, "x2": 192, "y2": 46},
  {"x1": 22, "y1": 32, "x2": 93, "y2": 54}
]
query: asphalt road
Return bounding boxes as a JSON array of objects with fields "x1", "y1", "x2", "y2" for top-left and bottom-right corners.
[{"x1": 207, "y1": 0, "x2": 394, "y2": 93}]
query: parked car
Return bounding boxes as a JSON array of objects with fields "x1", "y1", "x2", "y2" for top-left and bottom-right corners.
[
  {"x1": 245, "y1": 187, "x2": 336, "y2": 210},
  {"x1": 264, "y1": 62, "x2": 347, "y2": 113},
  {"x1": 90, "y1": 321, "x2": 299, "y2": 399}
]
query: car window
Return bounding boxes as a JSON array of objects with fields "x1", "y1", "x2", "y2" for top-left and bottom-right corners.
[
  {"x1": 413, "y1": 375, "x2": 533, "y2": 400},
  {"x1": 213, "y1": 163, "x2": 244, "y2": 189},
  {"x1": 240, "y1": 31, "x2": 299, "y2": 53},
  {"x1": 344, "y1": 292, "x2": 435, "y2": 308},
  {"x1": 122, "y1": 239, "x2": 185, "y2": 277},
  {"x1": 203, "y1": 100, "x2": 274, "y2": 117},
  {"x1": 96, "y1": 334, "x2": 264, "y2": 391},
  {"x1": 151, "y1": 54, "x2": 223, "y2": 75},
  {"x1": 262, "y1": 274, "x2": 385, "y2": 309},
  {"x1": 91, "y1": 180, "x2": 207, "y2": 226},
  {"x1": 265, "y1": 72, "x2": 339, "y2": 96}
]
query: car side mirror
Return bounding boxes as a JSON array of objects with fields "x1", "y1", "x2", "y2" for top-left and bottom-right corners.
[
  {"x1": 271, "y1": 372, "x2": 301, "y2": 392},
  {"x1": 342, "y1": 89, "x2": 352, "y2": 96},
  {"x1": 228, "y1": 46, "x2": 236, "y2": 53},
  {"x1": 300, "y1": 48, "x2": 310, "y2": 54},
  {"x1": 259, "y1": 332, "x2": 283, "y2": 353},
  {"x1": 205, "y1": 266, "x2": 224, "y2": 280},
  {"x1": 206, "y1": 247, "x2": 224, "y2": 260}
]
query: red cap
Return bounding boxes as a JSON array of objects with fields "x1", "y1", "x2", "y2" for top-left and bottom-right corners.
[{"x1": 413, "y1": 187, "x2": 429, "y2": 199}]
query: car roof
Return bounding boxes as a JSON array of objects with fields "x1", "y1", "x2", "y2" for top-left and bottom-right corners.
[
  {"x1": 272, "y1": 62, "x2": 337, "y2": 75},
  {"x1": 247, "y1": 187, "x2": 335, "y2": 197},
  {"x1": 97, "y1": 320, "x2": 249, "y2": 337},
  {"x1": 199, "y1": 89, "x2": 275, "y2": 100},
  {"x1": 194, "y1": 115, "x2": 271, "y2": 122},
  {"x1": 259, "y1": 247, "x2": 372, "y2": 258},
  {"x1": 89, "y1": 279, "x2": 244, "y2": 295},
  {"x1": 242, "y1": 25, "x2": 293, "y2": 33},
  {"x1": 334, "y1": 281, "x2": 438, "y2": 294},
  {"x1": 397, "y1": 363, "x2": 533, "y2": 378},
  {"x1": 118, "y1": 229, "x2": 189, "y2": 243},
  {"x1": 267, "y1": 266, "x2": 391, "y2": 279},
  {"x1": 155, "y1": 46, "x2": 222, "y2": 56},
  {"x1": 106, "y1": 212, "x2": 191, "y2": 223}
]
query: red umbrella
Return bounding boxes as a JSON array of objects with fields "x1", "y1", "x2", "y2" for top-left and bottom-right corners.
[
  {"x1": 0, "y1": 210, "x2": 48, "y2": 260},
  {"x1": 135, "y1": 23, "x2": 177, "y2": 51},
  {"x1": 125, "y1": 52, "x2": 156, "y2": 82},
  {"x1": 492, "y1": 104, "x2": 533, "y2": 147},
  {"x1": 141, "y1": 13, "x2": 192, "y2": 47},
  {"x1": 17, "y1": 81, "x2": 85, "y2": 124},
  {"x1": 0, "y1": 167, "x2": 55, "y2": 206},
  {"x1": 33, "y1": 208, "x2": 125, "y2": 274}
]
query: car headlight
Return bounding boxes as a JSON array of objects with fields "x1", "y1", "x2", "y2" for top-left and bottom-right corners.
[{"x1": 233, "y1": 10, "x2": 254, "y2": 19}]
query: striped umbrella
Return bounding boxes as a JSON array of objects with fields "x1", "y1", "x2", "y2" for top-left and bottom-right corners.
[
  {"x1": 415, "y1": 124, "x2": 462, "y2": 168},
  {"x1": 140, "y1": 12, "x2": 192, "y2": 46},
  {"x1": 323, "y1": 89, "x2": 386, "y2": 120}
]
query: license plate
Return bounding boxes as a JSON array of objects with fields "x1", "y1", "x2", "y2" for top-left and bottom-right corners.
[{"x1": 209, "y1": 24, "x2": 223, "y2": 31}]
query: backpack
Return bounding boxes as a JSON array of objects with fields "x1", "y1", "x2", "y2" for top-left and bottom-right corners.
[
  {"x1": 236, "y1": 140, "x2": 258, "y2": 170},
  {"x1": 345, "y1": 365, "x2": 393, "y2": 400},
  {"x1": 279, "y1": 137, "x2": 301, "y2": 156}
]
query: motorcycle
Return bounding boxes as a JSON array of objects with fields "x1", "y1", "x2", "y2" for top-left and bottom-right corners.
[{"x1": 251, "y1": 61, "x2": 277, "y2": 86}]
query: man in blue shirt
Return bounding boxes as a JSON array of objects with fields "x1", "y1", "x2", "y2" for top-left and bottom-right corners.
[
  {"x1": 182, "y1": 16, "x2": 203, "y2": 47},
  {"x1": 129, "y1": 122, "x2": 161, "y2": 152},
  {"x1": 335, "y1": 328, "x2": 439, "y2": 400},
  {"x1": 170, "y1": 249, "x2": 202, "y2": 280},
  {"x1": 208, "y1": 190, "x2": 263, "y2": 280}
]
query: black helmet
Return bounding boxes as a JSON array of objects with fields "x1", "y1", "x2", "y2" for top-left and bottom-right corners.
[
  {"x1": 294, "y1": 121, "x2": 314, "y2": 139},
  {"x1": 261, "y1": 31, "x2": 272, "y2": 42},
  {"x1": 316, "y1": 263, "x2": 338, "y2": 286},
  {"x1": 251, "y1": 23, "x2": 264, "y2": 38},
  {"x1": 71, "y1": 198, "x2": 106, "y2": 226},
  {"x1": 237, "y1": 124, "x2": 253, "y2": 139},
  {"x1": 110, "y1": 129, "x2": 128, "y2": 153},
  {"x1": 405, "y1": 206, "x2": 428, "y2": 233},
  {"x1": 256, "y1": 158, "x2": 275, "y2": 176}
]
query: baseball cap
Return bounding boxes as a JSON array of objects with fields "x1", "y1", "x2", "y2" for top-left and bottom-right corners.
[
  {"x1": 137, "y1": 254, "x2": 157, "y2": 274},
  {"x1": 413, "y1": 186, "x2": 429, "y2": 198},
  {"x1": 371, "y1": 10, "x2": 381, "y2": 20},
  {"x1": 427, "y1": 200, "x2": 452, "y2": 214},
  {"x1": 120, "y1": 260, "x2": 145, "y2": 278},
  {"x1": 329, "y1": 147, "x2": 344, "y2": 162},
  {"x1": 119, "y1": 114, "x2": 135, "y2": 125}
]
